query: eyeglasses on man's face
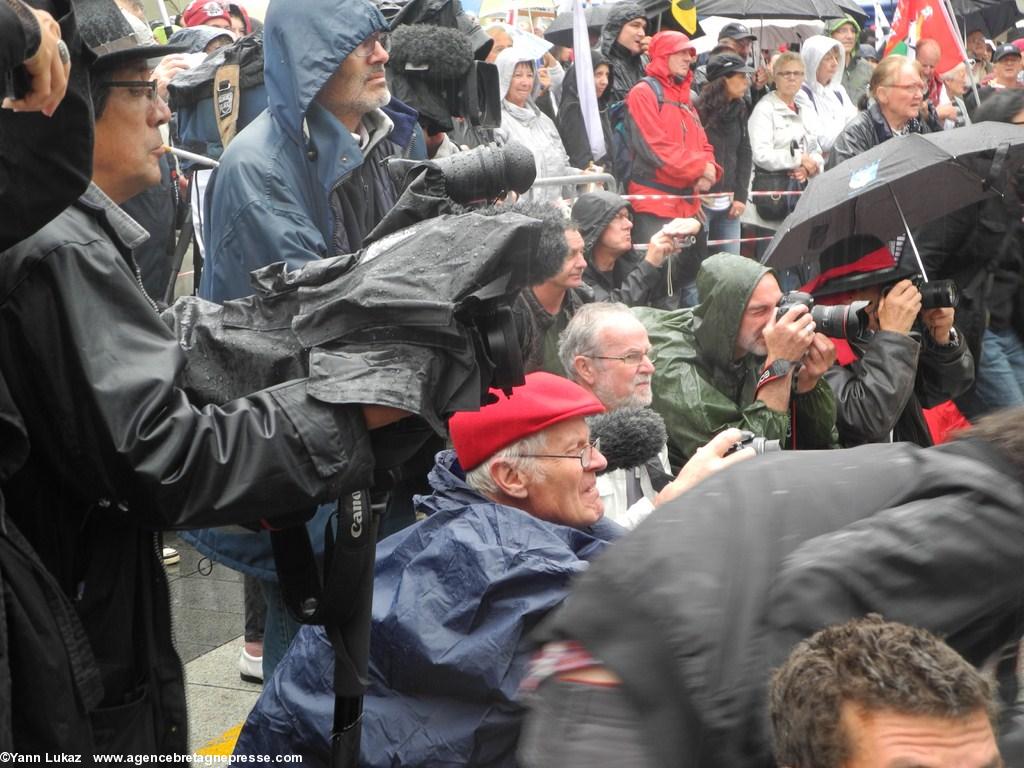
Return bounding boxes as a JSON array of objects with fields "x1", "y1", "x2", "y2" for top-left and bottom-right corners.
[
  {"x1": 100, "y1": 79, "x2": 159, "y2": 103},
  {"x1": 520, "y1": 438, "x2": 603, "y2": 470},
  {"x1": 586, "y1": 349, "x2": 658, "y2": 367},
  {"x1": 776, "y1": 70, "x2": 804, "y2": 79},
  {"x1": 352, "y1": 31, "x2": 391, "y2": 57}
]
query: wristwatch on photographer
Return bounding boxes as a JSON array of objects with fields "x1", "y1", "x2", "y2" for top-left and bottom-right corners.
[{"x1": 756, "y1": 359, "x2": 794, "y2": 391}]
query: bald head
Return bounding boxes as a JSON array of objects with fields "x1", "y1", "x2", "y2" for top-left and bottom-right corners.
[{"x1": 917, "y1": 39, "x2": 941, "y2": 81}]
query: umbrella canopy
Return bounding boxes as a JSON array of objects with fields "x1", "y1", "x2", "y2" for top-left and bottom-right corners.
[
  {"x1": 949, "y1": 0, "x2": 1021, "y2": 38},
  {"x1": 691, "y1": 15, "x2": 824, "y2": 53},
  {"x1": 761, "y1": 123, "x2": 1024, "y2": 270},
  {"x1": 543, "y1": 5, "x2": 615, "y2": 47},
  {"x1": 694, "y1": 0, "x2": 851, "y2": 20}
]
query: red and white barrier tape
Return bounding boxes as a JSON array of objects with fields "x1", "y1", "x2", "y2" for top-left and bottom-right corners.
[{"x1": 622, "y1": 190, "x2": 803, "y2": 202}]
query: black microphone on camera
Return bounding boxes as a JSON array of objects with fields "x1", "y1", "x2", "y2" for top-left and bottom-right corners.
[{"x1": 587, "y1": 407, "x2": 668, "y2": 474}]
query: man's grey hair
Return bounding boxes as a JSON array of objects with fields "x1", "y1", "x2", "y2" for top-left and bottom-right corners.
[
  {"x1": 464, "y1": 431, "x2": 548, "y2": 498},
  {"x1": 558, "y1": 302, "x2": 635, "y2": 381}
]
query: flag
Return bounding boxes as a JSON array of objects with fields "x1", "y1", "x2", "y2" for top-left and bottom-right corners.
[
  {"x1": 671, "y1": 0, "x2": 698, "y2": 35},
  {"x1": 883, "y1": 0, "x2": 967, "y2": 73},
  {"x1": 873, "y1": 0, "x2": 891, "y2": 47},
  {"x1": 573, "y1": 0, "x2": 605, "y2": 161}
]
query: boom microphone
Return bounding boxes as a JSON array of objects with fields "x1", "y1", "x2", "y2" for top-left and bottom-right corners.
[{"x1": 587, "y1": 407, "x2": 668, "y2": 474}]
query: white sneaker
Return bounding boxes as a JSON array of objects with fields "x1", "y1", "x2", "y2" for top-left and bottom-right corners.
[
  {"x1": 162, "y1": 546, "x2": 180, "y2": 566},
  {"x1": 239, "y1": 648, "x2": 264, "y2": 684}
]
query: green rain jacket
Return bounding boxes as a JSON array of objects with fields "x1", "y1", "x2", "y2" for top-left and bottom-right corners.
[{"x1": 634, "y1": 254, "x2": 838, "y2": 469}]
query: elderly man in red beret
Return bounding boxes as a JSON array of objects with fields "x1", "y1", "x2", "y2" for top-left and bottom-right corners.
[{"x1": 234, "y1": 372, "x2": 625, "y2": 767}]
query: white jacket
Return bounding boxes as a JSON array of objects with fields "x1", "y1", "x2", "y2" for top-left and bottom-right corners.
[
  {"x1": 747, "y1": 91, "x2": 825, "y2": 174},
  {"x1": 596, "y1": 446, "x2": 671, "y2": 530},
  {"x1": 494, "y1": 47, "x2": 574, "y2": 203},
  {"x1": 794, "y1": 36, "x2": 858, "y2": 154}
]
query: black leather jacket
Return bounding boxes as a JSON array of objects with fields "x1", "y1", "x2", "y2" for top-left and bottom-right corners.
[{"x1": 0, "y1": 185, "x2": 375, "y2": 752}]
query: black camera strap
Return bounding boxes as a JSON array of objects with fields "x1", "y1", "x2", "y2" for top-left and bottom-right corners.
[{"x1": 270, "y1": 488, "x2": 380, "y2": 768}]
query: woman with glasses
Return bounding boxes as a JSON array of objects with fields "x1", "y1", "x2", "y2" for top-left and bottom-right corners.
[
  {"x1": 795, "y1": 36, "x2": 858, "y2": 162},
  {"x1": 746, "y1": 52, "x2": 823, "y2": 229},
  {"x1": 828, "y1": 55, "x2": 928, "y2": 169},
  {"x1": 494, "y1": 47, "x2": 577, "y2": 203}
]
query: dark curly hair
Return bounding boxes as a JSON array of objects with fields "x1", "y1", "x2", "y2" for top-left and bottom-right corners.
[
  {"x1": 770, "y1": 615, "x2": 997, "y2": 768},
  {"x1": 475, "y1": 200, "x2": 579, "y2": 286},
  {"x1": 696, "y1": 76, "x2": 733, "y2": 130}
]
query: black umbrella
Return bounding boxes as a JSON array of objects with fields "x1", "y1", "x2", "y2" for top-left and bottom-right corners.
[
  {"x1": 544, "y1": 5, "x2": 615, "y2": 47},
  {"x1": 949, "y1": 0, "x2": 1021, "y2": 38},
  {"x1": 694, "y1": 0, "x2": 851, "y2": 19},
  {"x1": 761, "y1": 123, "x2": 1024, "y2": 272}
]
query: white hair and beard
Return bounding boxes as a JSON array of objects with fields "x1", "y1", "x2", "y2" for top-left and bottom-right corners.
[{"x1": 591, "y1": 366, "x2": 654, "y2": 410}]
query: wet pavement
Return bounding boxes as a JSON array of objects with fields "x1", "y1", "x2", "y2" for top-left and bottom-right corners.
[{"x1": 165, "y1": 532, "x2": 261, "y2": 753}]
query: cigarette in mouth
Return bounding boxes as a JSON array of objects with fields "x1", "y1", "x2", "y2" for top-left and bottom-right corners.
[{"x1": 162, "y1": 144, "x2": 220, "y2": 168}]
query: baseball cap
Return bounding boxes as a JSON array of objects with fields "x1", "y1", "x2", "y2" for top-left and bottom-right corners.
[
  {"x1": 993, "y1": 42, "x2": 1023, "y2": 61},
  {"x1": 706, "y1": 52, "x2": 754, "y2": 80},
  {"x1": 182, "y1": 0, "x2": 233, "y2": 28},
  {"x1": 448, "y1": 372, "x2": 605, "y2": 471},
  {"x1": 77, "y1": 0, "x2": 188, "y2": 71},
  {"x1": 719, "y1": 22, "x2": 756, "y2": 41}
]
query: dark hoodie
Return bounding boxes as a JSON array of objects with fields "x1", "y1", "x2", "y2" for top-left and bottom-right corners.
[
  {"x1": 557, "y1": 49, "x2": 614, "y2": 169},
  {"x1": 573, "y1": 190, "x2": 671, "y2": 308},
  {"x1": 633, "y1": 253, "x2": 838, "y2": 467},
  {"x1": 599, "y1": 2, "x2": 648, "y2": 103}
]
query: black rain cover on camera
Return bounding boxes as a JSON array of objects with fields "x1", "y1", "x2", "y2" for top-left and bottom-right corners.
[{"x1": 163, "y1": 212, "x2": 539, "y2": 435}]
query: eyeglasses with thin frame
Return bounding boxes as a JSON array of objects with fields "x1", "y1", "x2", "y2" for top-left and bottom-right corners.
[
  {"x1": 776, "y1": 70, "x2": 804, "y2": 78},
  {"x1": 585, "y1": 349, "x2": 658, "y2": 367},
  {"x1": 99, "y1": 79, "x2": 159, "y2": 103},
  {"x1": 521, "y1": 438, "x2": 603, "y2": 469},
  {"x1": 352, "y1": 31, "x2": 391, "y2": 57},
  {"x1": 884, "y1": 82, "x2": 927, "y2": 94}
]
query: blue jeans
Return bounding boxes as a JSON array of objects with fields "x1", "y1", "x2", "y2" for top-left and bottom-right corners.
[
  {"x1": 956, "y1": 327, "x2": 1024, "y2": 418},
  {"x1": 703, "y1": 204, "x2": 741, "y2": 255}
]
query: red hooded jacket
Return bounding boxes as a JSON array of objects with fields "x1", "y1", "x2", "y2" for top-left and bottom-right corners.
[{"x1": 625, "y1": 31, "x2": 721, "y2": 218}]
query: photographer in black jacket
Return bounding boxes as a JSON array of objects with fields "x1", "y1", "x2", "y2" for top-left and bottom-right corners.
[{"x1": 804, "y1": 235, "x2": 974, "y2": 447}]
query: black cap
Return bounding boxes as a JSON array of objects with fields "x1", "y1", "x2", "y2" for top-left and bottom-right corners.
[
  {"x1": 992, "y1": 43, "x2": 1022, "y2": 62},
  {"x1": 719, "y1": 22, "x2": 756, "y2": 41},
  {"x1": 77, "y1": 0, "x2": 187, "y2": 71},
  {"x1": 706, "y1": 52, "x2": 754, "y2": 80},
  {"x1": 858, "y1": 43, "x2": 879, "y2": 61}
]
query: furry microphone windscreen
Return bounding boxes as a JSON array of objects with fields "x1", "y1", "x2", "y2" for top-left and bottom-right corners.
[
  {"x1": 388, "y1": 24, "x2": 474, "y2": 79},
  {"x1": 587, "y1": 407, "x2": 668, "y2": 474}
]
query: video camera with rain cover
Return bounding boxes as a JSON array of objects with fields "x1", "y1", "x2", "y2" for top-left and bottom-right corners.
[{"x1": 382, "y1": 0, "x2": 501, "y2": 136}]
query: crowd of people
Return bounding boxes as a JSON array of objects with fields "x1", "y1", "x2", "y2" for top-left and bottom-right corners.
[{"x1": 2, "y1": 0, "x2": 1024, "y2": 764}]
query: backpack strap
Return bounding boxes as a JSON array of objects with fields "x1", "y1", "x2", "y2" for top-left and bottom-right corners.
[
  {"x1": 214, "y1": 59, "x2": 242, "y2": 150},
  {"x1": 800, "y1": 83, "x2": 816, "y2": 110}
]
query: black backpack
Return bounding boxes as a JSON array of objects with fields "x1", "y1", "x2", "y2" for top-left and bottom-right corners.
[{"x1": 608, "y1": 76, "x2": 664, "y2": 187}]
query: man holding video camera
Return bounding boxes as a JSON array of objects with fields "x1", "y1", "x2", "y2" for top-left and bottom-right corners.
[
  {"x1": 0, "y1": 0, "x2": 416, "y2": 751},
  {"x1": 634, "y1": 252, "x2": 839, "y2": 469},
  {"x1": 804, "y1": 236, "x2": 974, "y2": 447}
]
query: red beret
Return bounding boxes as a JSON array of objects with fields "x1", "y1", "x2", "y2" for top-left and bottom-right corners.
[
  {"x1": 449, "y1": 372, "x2": 605, "y2": 471},
  {"x1": 182, "y1": 0, "x2": 233, "y2": 27}
]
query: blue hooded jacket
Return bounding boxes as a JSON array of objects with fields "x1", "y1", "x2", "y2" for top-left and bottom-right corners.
[
  {"x1": 198, "y1": 0, "x2": 420, "y2": 303},
  {"x1": 183, "y1": 0, "x2": 421, "y2": 579},
  {"x1": 233, "y1": 450, "x2": 624, "y2": 766}
]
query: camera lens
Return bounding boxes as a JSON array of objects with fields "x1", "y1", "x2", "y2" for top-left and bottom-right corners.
[{"x1": 919, "y1": 279, "x2": 959, "y2": 309}]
